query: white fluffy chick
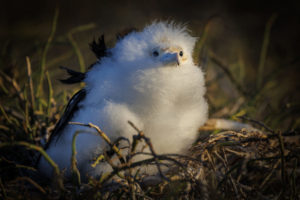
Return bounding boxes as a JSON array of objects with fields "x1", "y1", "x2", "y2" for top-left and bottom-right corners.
[{"x1": 38, "y1": 21, "x2": 208, "y2": 179}]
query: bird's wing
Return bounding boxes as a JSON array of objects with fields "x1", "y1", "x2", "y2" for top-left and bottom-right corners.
[
  {"x1": 59, "y1": 66, "x2": 86, "y2": 84},
  {"x1": 44, "y1": 89, "x2": 86, "y2": 149},
  {"x1": 59, "y1": 35, "x2": 109, "y2": 84}
]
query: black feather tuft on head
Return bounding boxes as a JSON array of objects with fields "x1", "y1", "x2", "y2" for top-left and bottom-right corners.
[
  {"x1": 59, "y1": 66, "x2": 85, "y2": 84},
  {"x1": 90, "y1": 35, "x2": 107, "y2": 60}
]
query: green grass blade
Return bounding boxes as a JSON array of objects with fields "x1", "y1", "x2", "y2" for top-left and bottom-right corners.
[
  {"x1": 46, "y1": 71, "x2": 53, "y2": 123},
  {"x1": 257, "y1": 14, "x2": 277, "y2": 90},
  {"x1": 26, "y1": 56, "x2": 35, "y2": 112},
  {"x1": 36, "y1": 8, "x2": 59, "y2": 98},
  {"x1": 67, "y1": 23, "x2": 96, "y2": 73}
]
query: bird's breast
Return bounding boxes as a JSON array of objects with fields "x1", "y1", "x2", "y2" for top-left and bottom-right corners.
[{"x1": 124, "y1": 66, "x2": 205, "y2": 115}]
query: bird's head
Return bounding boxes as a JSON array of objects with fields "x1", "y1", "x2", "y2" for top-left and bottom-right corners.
[
  {"x1": 150, "y1": 44, "x2": 186, "y2": 67},
  {"x1": 110, "y1": 21, "x2": 197, "y2": 69}
]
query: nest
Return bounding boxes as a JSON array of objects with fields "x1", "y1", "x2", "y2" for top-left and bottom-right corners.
[
  {"x1": 184, "y1": 128, "x2": 300, "y2": 200},
  {"x1": 0, "y1": 118, "x2": 300, "y2": 199}
]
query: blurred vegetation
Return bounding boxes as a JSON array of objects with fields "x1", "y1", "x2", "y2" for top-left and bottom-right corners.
[{"x1": 0, "y1": 0, "x2": 299, "y2": 199}]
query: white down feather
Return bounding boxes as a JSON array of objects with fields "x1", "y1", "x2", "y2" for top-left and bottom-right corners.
[{"x1": 38, "y1": 21, "x2": 208, "y2": 179}]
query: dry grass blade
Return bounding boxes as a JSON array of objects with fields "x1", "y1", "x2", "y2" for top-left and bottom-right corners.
[
  {"x1": 26, "y1": 56, "x2": 35, "y2": 112},
  {"x1": 0, "y1": 104, "x2": 12, "y2": 124},
  {"x1": 0, "y1": 178, "x2": 7, "y2": 199},
  {"x1": 46, "y1": 71, "x2": 53, "y2": 123},
  {"x1": 128, "y1": 120, "x2": 170, "y2": 182},
  {"x1": 24, "y1": 86, "x2": 31, "y2": 135},
  {"x1": 0, "y1": 157, "x2": 37, "y2": 172},
  {"x1": 0, "y1": 141, "x2": 65, "y2": 191},
  {"x1": 0, "y1": 71, "x2": 24, "y2": 103},
  {"x1": 13, "y1": 177, "x2": 46, "y2": 194},
  {"x1": 0, "y1": 77, "x2": 9, "y2": 94},
  {"x1": 277, "y1": 130, "x2": 287, "y2": 195},
  {"x1": 69, "y1": 121, "x2": 125, "y2": 164},
  {"x1": 259, "y1": 159, "x2": 280, "y2": 189},
  {"x1": 238, "y1": 115, "x2": 275, "y2": 134},
  {"x1": 71, "y1": 131, "x2": 82, "y2": 186},
  {"x1": 290, "y1": 158, "x2": 297, "y2": 199}
]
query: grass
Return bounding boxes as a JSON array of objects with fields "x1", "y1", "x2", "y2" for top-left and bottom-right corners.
[
  {"x1": 0, "y1": 12, "x2": 299, "y2": 199},
  {"x1": 36, "y1": 8, "x2": 59, "y2": 99}
]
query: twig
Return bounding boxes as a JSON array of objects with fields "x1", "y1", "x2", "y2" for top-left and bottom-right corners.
[
  {"x1": 277, "y1": 131, "x2": 286, "y2": 193},
  {"x1": 224, "y1": 148, "x2": 248, "y2": 157},
  {"x1": 216, "y1": 150, "x2": 241, "y2": 191},
  {"x1": 238, "y1": 183, "x2": 270, "y2": 200},
  {"x1": 259, "y1": 159, "x2": 280, "y2": 189},
  {"x1": 290, "y1": 158, "x2": 297, "y2": 200},
  {"x1": 91, "y1": 154, "x2": 105, "y2": 168},
  {"x1": 128, "y1": 121, "x2": 170, "y2": 182},
  {"x1": 133, "y1": 152, "x2": 202, "y2": 165},
  {"x1": 128, "y1": 121, "x2": 144, "y2": 136},
  {"x1": 69, "y1": 122, "x2": 125, "y2": 164},
  {"x1": 237, "y1": 115, "x2": 275, "y2": 134},
  {"x1": 127, "y1": 121, "x2": 144, "y2": 161},
  {"x1": 100, "y1": 155, "x2": 186, "y2": 185},
  {"x1": 205, "y1": 149, "x2": 216, "y2": 172},
  {"x1": 130, "y1": 152, "x2": 187, "y2": 168},
  {"x1": 102, "y1": 150, "x2": 121, "y2": 172}
]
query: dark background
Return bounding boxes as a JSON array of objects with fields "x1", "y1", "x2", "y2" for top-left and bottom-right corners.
[{"x1": 1, "y1": 0, "x2": 299, "y2": 130}]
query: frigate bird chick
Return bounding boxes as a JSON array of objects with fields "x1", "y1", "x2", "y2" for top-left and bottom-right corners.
[{"x1": 38, "y1": 21, "x2": 208, "y2": 179}]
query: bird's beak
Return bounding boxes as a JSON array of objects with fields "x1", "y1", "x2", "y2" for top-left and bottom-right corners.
[{"x1": 160, "y1": 52, "x2": 180, "y2": 67}]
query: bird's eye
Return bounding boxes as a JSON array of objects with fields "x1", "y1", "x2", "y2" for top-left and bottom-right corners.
[
  {"x1": 179, "y1": 51, "x2": 183, "y2": 57},
  {"x1": 153, "y1": 50, "x2": 159, "y2": 57}
]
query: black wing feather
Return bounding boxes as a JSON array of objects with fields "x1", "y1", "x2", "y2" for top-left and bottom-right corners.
[
  {"x1": 59, "y1": 35, "x2": 109, "y2": 84},
  {"x1": 44, "y1": 89, "x2": 86, "y2": 149},
  {"x1": 59, "y1": 66, "x2": 86, "y2": 84}
]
